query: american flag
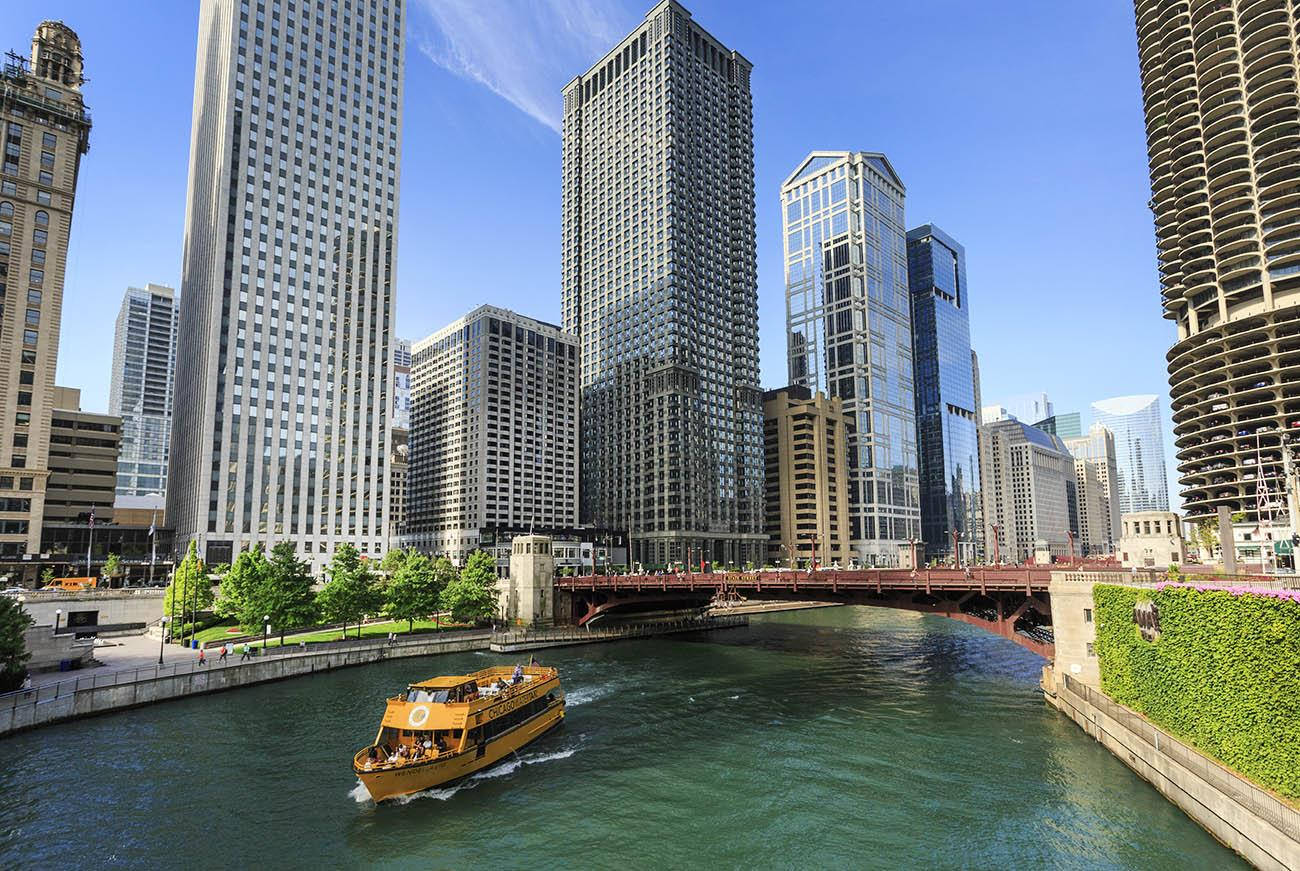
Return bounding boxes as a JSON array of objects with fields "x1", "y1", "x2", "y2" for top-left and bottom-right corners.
[{"x1": 88, "y1": 508, "x2": 94, "y2": 529}]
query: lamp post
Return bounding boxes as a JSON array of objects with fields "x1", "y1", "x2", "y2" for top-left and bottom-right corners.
[
  {"x1": 54, "y1": 608, "x2": 61, "y2": 636},
  {"x1": 157, "y1": 616, "x2": 169, "y2": 665},
  {"x1": 262, "y1": 615, "x2": 270, "y2": 654}
]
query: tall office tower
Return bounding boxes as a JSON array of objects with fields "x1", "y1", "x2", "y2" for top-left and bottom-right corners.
[
  {"x1": 783, "y1": 151, "x2": 918, "y2": 565},
  {"x1": 0, "y1": 23, "x2": 91, "y2": 576},
  {"x1": 762, "y1": 386, "x2": 852, "y2": 569},
  {"x1": 392, "y1": 337, "x2": 411, "y2": 431},
  {"x1": 1034, "y1": 412, "x2": 1082, "y2": 439},
  {"x1": 1091, "y1": 395, "x2": 1169, "y2": 514},
  {"x1": 108, "y1": 284, "x2": 178, "y2": 499},
  {"x1": 979, "y1": 419, "x2": 1073, "y2": 563},
  {"x1": 907, "y1": 224, "x2": 981, "y2": 563},
  {"x1": 169, "y1": 0, "x2": 404, "y2": 568},
  {"x1": 561, "y1": 1, "x2": 764, "y2": 568},
  {"x1": 1064, "y1": 424, "x2": 1121, "y2": 551},
  {"x1": 404, "y1": 306, "x2": 579, "y2": 564},
  {"x1": 1134, "y1": 0, "x2": 1300, "y2": 523},
  {"x1": 42, "y1": 386, "x2": 120, "y2": 526}
]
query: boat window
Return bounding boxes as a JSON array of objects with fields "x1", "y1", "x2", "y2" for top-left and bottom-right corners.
[{"x1": 431, "y1": 690, "x2": 450, "y2": 703}]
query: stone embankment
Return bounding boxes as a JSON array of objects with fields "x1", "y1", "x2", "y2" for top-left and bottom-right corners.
[
  {"x1": 490, "y1": 613, "x2": 747, "y2": 652},
  {"x1": 1045, "y1": 671, "x2": 1300, "y2": 871}
]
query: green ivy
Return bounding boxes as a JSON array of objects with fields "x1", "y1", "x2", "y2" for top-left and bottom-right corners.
[{"x1": 1093, "y1": 584, "x2": 1300, "y2": 801}]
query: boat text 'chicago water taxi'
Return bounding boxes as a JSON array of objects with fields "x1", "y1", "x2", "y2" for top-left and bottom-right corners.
[{"x1": 353, "y1": 664, "x2": 564, "y2": 802}]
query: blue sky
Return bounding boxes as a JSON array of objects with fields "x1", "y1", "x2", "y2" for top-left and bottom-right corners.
[{"x1": 4, "y1": 0, "x2": 1179, "y2": 501}]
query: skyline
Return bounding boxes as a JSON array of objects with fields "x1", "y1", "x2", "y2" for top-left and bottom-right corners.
[{"x1": 2, "y1": 0, "x2": 1180, "y2": 503}]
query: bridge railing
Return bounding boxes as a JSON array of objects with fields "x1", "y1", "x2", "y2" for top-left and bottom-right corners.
[
  {"x1": 493, "y1": 614, "x2": 746, "y2": 647},
  {"x1": 1061, "y1": 675, "x2": 1300, "y2": 834}
]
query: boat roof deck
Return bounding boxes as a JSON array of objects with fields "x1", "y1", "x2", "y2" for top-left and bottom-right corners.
[{"x1": 408, "y1": 665, "x2": 545, "y2": 689}]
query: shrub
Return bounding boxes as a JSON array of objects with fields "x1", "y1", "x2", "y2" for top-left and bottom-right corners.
[{"x1": 1093, "y1": 583, "x2": 1300, "y2": 800}]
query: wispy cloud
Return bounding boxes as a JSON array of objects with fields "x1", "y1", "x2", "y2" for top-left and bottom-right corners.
[{"x1": 415, "y1": 0, "x2": 630, "y2": 133}]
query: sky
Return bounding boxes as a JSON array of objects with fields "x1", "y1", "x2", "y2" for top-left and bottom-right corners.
[{"x1": 2, "y1": 0, "x2": 1181, "y2": 503}]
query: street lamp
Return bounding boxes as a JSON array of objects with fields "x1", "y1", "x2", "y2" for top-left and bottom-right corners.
[
  {"x1": 54, "y1": 608, "x2": 61, "y2": 636},
  {"x1": 158, "y1": 616, "x2": 170, "y2": 666},
  {"x1": 262, "y1": 615, "x2": 270, "y2": 654}
]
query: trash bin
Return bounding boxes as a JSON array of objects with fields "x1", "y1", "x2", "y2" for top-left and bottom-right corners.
[{"x1": 191, "y1": 640, "x2": 198, "y2": 649}]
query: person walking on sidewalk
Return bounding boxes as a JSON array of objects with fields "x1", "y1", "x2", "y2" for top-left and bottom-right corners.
[
  {"x1": 218, "y1": 644, "x2": 228, "y2": 664},
  {"x1": 198, "y1": 647, "x2": 207, "y2": 666},
  {"x1": 240, "y1": 643, "x2": 251, "y2": 662}
]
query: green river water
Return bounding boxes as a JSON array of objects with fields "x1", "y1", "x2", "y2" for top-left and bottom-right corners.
[{"x1": 0, "y1": 607, "x2": 1244, "y2": 869}]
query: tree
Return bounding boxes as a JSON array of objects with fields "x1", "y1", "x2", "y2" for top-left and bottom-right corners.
[
  {"x1": 164, "y1": 541, "x2": 213, "y2": 620},
  {"x1": 316, "y1": 543, "x2": 380, "y2": 639},
  {"x1": 262, "y1": 542, "x2": 318, "y2": 643},
  {"x1": 379, "y1": 548, "x2": 408, "y2": 576},
  {"x1": 216, "y1": 546, "x2": 269, "y2": 629},
  {"x1": 1193, "y1": 520, "x2": 1218, "y2": 558},
  {"x1": 0, "y1": 594, "x2": 33, "y2": 691},
  {"x1": 102, "y1": 553, "x2": 122, "y2": 587},
  {"x1": 441, "y1": 550, "x2": 498, "y2": 625},
  {"x1": 384, "y1": 549, "x2": 444, "y2": 633},
  {"x1": 431, "y1": 556, "x2": 457, "y2": 626},
  {"x1": 39, "y1": 567, "x2": 53, "y2": 588}
]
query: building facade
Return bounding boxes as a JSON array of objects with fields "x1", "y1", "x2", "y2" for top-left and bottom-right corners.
[
  {"x1": 561, "y1": 0, "x2": 765, "y2": 569},
  {"x1": 1118, "y1": 510, "x2": 1187, "y2": 569},
  {"x1": 762, "y1": 386, "x2": 852, "y2": 569},
  {"x1": 0, "y1": 23, "x2": 92, "y2": 571},
  {"x1": 404, "y1": 306, "x2": 579, "y2": 564},
  {"x1": 1064, "y1": 424, "x2": 1121, "y2": 554},
  {"x1": 108, "y1": 283, "x2": 178, "y2": 499},
  {"x1": 783, "y1": 151, "x2": 919, "y2": 565},
  {"x1": 1091, "y1": 395, "x2": 1169, "y2": 514},
  {"x1": 979, "y1": 419, "x2": 1073, "y2": 563},
  {"x1": 907, "y1": 224, "x2": 981, "y2": 563},
  {"x1": 43, "y1": 387, "x2": 120, "y2": 525},
  {"x1": 1133, "y1": 0, "x2": 1300, "y2": 522},
  {"x1": 168, "y1": 0, "x2": 404, "y2": 568},
  {"x1": 387, "y1": 337, "x2": 410, "y2": 546},
  {"x1": 1034, "y1": 412, "x2": 1082, "y2": 439},
  {"x1": 392, "y1": 336, "x2": 411, "y2": 431}
]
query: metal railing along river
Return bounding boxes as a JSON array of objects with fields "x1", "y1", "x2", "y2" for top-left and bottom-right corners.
[
  {"x1": 492, "y1": 614, "x2": 747, "y2": 648},
  {"x1": 0, "y1": 628, "x2": 492, "y2": 712},
  {"x1": 1061, "y1": 674, "x2": 1300, "y2": 835}
]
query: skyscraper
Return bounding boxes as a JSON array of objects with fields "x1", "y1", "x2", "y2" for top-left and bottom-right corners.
[
  {"x1": 561, "y1": 1, "x2": 764, "y2": 568},
  {"x1": 1134, "y1": 0, "x2": 1300, "y2": 522},
  {"x1": 109, "y1": 284, "x2": 178, "y2": 499},
  {"x1": 979, "y1": 419, "x2": 1073, "y2": 563},
  {"x1": 1064, "y1": 424, "x2": 1121, "y2": 554},
  {"x1": 1034, "y1": 412, "x2": 1082, "y2": 439},
  {"x1": 169, "y1": 0, "x2": 404, "y2": 567},
  {"x1": 783, "y1": 151, "x2": 918, "y2": 565},
  {"x1": 1091, "y1": 395, "x2": 1169, "y2": 514},
  {"x1": 404, "y1": 306, "x2": 578, "y2": 564},
  {"x1": 0, "y1": 23, "x2": 91, "y2": 576},
  {"x1": 907, "y1": 224, "x2": 981, "y2": 563}
]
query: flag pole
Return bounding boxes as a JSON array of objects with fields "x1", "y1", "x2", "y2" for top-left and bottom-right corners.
[
  {"x1": 149, "y1": 509, "x2": 157, "y2": 588},
  {"x1": 86, "y1": 507, "x2": 94, "y2": 580}
]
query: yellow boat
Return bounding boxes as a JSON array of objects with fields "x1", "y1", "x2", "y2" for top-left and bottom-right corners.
[{"x1": 353, "y1": 664, "x2": 565, "y2": 802}]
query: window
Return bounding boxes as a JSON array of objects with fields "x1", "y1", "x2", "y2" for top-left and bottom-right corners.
[
  {"x1": 32, "y1": 229, "x2": 46, "y2": 247},
  {"x1": 0, "y1": 202, "x2": 11, "y2": 217},
  {"x1": 37, "y1": 171, "x2": 52, "y2": 187},
  {"x1": 36, "y1": 191, "x2": 50, "y2": 206},
  {"x1": 26, "y1": 290, "x2": 39, "y2": 305},
  {"x1": 1083, "y1": 608, "x2": 1092, "y2": 623},
  {"x1": 40, "y1": 151, "x2": 54, "y2": 168},
  {"x1": 24, "y1": 309, "x2": 38, "y2": 326},
  {"x1": 1085, "y1": 642, "x2": 1095, "y2": 657},
  {"x1": 34, "y1": 211, "x2": 48, "y2": 227},
  {"x1": 14, "y1": 413, "x2": 29, "y2": 426},
  {"x1": 42, "y1": 132, "x2": 56, "y2": 149},
  {"x1": 22, "y1": 330, "x2": 37, "y2": 347},
  {"x1": 29, "y1": 269, "x2": 42, "y2": 286},
  {"x1": 0, "y1": 220, "x2": 9, "y2": 236}
]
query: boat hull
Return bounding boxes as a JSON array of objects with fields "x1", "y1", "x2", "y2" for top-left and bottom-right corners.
[{"x1": 357, "y1": 701, "x2": 565, "y2": 802}]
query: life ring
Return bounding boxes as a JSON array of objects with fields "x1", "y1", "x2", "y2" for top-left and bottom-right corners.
[{"x1": 408, "y1": 704, "x2": 430, "y2": 728}]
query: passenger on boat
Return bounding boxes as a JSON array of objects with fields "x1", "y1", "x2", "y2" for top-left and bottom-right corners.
[
  {"x1": 512, "y1": 664, "x2": 523, "y2": 684},
  {"x1": 435, "y1": 734, "x2": 447, "y2": 753}
]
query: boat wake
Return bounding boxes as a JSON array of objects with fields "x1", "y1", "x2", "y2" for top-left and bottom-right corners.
[
  {"x1": 565, "y1": 684, "x2": 611, "y2": 707},
  {"x1": 350, "y1": 745, "x2": 582, "y2": 806}
]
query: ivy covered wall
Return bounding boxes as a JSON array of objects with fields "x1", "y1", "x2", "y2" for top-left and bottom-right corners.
[{"x1": 1093, "y1": 583, "x2": 1300, "y2": 801}]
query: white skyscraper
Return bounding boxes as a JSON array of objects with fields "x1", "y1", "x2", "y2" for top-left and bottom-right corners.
[
  {"x1": 108, "y1": 284, "x2": 179, "y2": 499},
  {"x1": 169, "y1": 0, "x2": 404, "y2": 568}
]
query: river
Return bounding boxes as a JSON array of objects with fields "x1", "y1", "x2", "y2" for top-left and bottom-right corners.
[{"x1": 0, "y1": 607, "x2": 1243, "y2": 869}]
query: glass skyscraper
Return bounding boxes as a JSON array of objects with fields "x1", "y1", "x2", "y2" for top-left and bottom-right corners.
[
  {"x1": 169, "y1": 0, "x2": 404, "y2": 568},
  {"x1": 1091, "y1": 395, "x2": 1169, "y2": 514},
  {"x1": 561, "y1": 1, "x2": 764, "y2": 569},
  {"x1": 109, "y1": 284, "x2": 178, "y2": 499},
  {"x1": 907, "y1": 224, "x2": 981, "y2": 563},
  {"x1": 783, "y1": 151, "x2": 919, "y2": 565}
]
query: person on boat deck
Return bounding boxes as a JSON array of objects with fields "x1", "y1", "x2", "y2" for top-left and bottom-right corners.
[
  {"x1": 512, "y1": 663, "x2": 523, "y2": 684},
  {"x1": 435, "y1": 734, "x2": 447, "y2": 753}
]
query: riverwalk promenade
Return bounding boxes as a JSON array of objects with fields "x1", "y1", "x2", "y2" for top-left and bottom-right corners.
[{"x1": 0, "y1": 614, "x2": 747, "y2": 737}]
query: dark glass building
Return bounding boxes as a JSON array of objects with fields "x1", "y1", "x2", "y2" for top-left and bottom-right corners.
[{"x1": 907, "y1": 224, "x2": 982, "y2": 562}]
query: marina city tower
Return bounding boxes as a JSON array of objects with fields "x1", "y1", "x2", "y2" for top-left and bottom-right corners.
[
  {"x1": 561, "y1": 1, "x2": 765, "y2": 568},
  {"x1": 169, "y1": 0, "x2": 404, "y2": 567}
]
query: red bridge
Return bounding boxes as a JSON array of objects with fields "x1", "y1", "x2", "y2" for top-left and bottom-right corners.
[{"x1": 556, "y1": 566, "x2": 1074, "y2": 659}]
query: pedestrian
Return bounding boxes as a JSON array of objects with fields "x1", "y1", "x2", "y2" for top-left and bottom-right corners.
[
  {"x1": 198, "y1": 647, "x2": 207, "y2": 666},
  {"x1": 218, "y1": 644, "x2": 228, "y2": 663},
  {"x1": 240, "y1": 643, "x2": 251, "y2": 662}
]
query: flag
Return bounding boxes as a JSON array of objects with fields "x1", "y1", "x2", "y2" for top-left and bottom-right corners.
[
  {"x1": 148, "y1": 509, "x2": 156, "y2": 537},
  {"x1": 88, "y1": 508, "x2": 95, "y2": 529}
]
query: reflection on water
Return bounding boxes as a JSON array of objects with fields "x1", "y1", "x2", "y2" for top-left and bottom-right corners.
[{"x1": 0, "y1": 606, "x2": 1243, "y2": 870}]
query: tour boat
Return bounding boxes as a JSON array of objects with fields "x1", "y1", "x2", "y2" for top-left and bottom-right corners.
[{"x1": 352, "y1": 664, "x2": 565, "y2": 802}]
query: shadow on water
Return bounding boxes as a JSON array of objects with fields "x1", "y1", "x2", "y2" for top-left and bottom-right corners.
[{"x1": 0, "y1": 606, "x2": 1246, "y2": 870}]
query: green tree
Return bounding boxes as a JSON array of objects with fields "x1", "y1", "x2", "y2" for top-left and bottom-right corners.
[
  {"x1": 261, "y1": 542, "x2": 318, "y2": 643},
  {"x1": 0, "y1": 594, "x2": 34, "y2": 691},
  {"x1": 1193, "y1": 519, "x2": 1218, "y2": 556},
  {"x1": 216, "y1": 546, "x2": 269, "y2": 629},
  {"x1": 431, "y1": 555, "x2": 457, "y2": 626},
  {"x1": 164, "y1": 542, "x2": 213, "y2": 621},
  {"x1": 40, "y1": 567, "x2": 53, "y2": 588},
  {"x1": 316, "y1": 543, "x2": 380, "y2": 639},
  {"x1": 384, "y1": 549, "x2": 445, "y2": 633},
  {"x1": 379, "y1": 548, "x2": 408, "y2": 576},
  {"x1": 102, "y1": 553, "x2": 122, "y2": 587},
  {"x1": 441, "y1": 550, "x2": 498, "y2": 625}
]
